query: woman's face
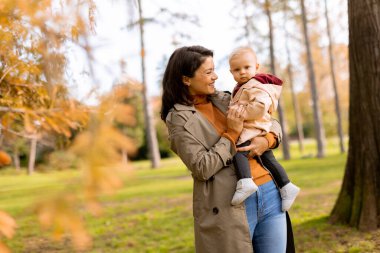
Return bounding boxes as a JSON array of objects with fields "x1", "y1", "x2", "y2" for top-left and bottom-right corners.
[{"x1": 184, "y1": 56, "x2": 218, "y2": 95}]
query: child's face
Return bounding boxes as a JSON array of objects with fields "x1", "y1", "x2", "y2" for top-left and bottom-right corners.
[{"x1": 229, "y1": 52, "x2": 258, "y2": 84}]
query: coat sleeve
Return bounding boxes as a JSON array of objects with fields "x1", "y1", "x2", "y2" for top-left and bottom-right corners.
[
  {"x1": 269, "y1": 119, "x2": 282, "y2": 148},
  {"x1": 166, "y1": 111, "x2": 236, "y2": 182}
]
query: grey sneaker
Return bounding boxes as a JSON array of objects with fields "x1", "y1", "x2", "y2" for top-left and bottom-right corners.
[
  {"x1": 231, "y1": 178, "x2": 258, "y2": 206},
  {"x1": 280, "y1": 182, "x2": 300, "y2": 211}
]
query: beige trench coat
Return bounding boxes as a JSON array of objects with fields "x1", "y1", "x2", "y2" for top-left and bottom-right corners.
[{"x1": 165, "y1": 91, "x2": 282, "y2": 253}]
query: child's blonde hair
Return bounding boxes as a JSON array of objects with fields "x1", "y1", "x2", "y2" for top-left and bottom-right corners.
[{"x1": 229, "y1": 46, "x2": 257, "y2": 63}]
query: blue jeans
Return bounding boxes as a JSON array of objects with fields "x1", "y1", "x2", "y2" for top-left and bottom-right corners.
[{"x1": 245, "y1": 180, "x2": 286, "y2": 253}]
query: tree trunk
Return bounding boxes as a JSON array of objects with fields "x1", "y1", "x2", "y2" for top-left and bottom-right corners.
[
  {"x1": 300, "y1": 0, "x2": 326, "y2": 158},
  {"x1": 283, "y1": 0, "x2": 304, "y2": 154},
  {"x1": 330, "y1": 0, "x2": 380, "y2": 231},
  {"x1": 13, "y1": 147, "x2": 20, "y2": 171},
  {"x1": 137, "y1": 0, "x2": 161, "y2": 168},
  {"x1": 324, "y1": 0, "x2": 345, "y2": 153},
  {"x1": 28, "y1": 136, "x2": 37, "y2": 175},
  {"x1": 242, "y1": 0, "x2": 252, "y2": 45},
  {"x1": 122, "y1": 149, "x2": 128, "y2": 166},
  {"x1": 265, "y1": 0, "x2": 290, "y2": 160},
  {"x1": 286, "y1": 60, "x2": 304, "y2": 154}
]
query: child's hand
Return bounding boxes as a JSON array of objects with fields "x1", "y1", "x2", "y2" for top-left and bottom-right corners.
[
  {"x1": 234, "y1": 102, "x2": 248, "y2": 118},
  {"x1": 236, "y1": 136, "x2": 269, "y2": 157},
  {"x1": 226, "y1": 104, "x2": 245, "y2": 135},
  {"x1": 229, "y1": 104, "x2": 247, "y2": 118},
  {"x1": 227, "y1": 104, "x2": 245, "y2": 118}
]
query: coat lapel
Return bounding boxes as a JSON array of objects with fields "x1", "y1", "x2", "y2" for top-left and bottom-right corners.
[
  {"x1": 209, "y1": 91, "x2": 230, "y2": 114},
  {"x1": 173, "y1": 103, "x2": 216, "y2": 149},
  {"x1": 183, "y1": 113, "x2": 215, "y2": 149},
  {"x1": 173, "y1": 91, "x2": 230, "y2": 150}
]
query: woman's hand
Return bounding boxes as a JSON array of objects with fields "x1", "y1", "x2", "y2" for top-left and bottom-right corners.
[
  {"x1": 236, "y1": 136, "x2": 269, "y2": 157},
  {"x1": 226, "y1": 104, "x2": 245, "y2": 135}
]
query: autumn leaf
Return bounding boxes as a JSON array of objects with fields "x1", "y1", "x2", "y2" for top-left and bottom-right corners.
[
  {"x1": 0, "y1": 242, "x2": 11, "y2": 253},
  {"x1": 0, "y1": 151, "x2": 11, "y2": 166},
  {"x1": 113, "y1": 104, "x2": 136, "y2": 126},
  {"x1": 24, "y1": 112, "x2": 35, "y2": 133},
  {"x1": 0, "y1": 210, "x2": 17, "y2": 239},
  {"x1": 71, "y1": 26, "x2": 79, "y2": 41}
]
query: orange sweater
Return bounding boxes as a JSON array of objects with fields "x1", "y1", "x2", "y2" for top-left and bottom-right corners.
[{"x1": 193, "y1": 95, "x2": 274, "y2": 186}]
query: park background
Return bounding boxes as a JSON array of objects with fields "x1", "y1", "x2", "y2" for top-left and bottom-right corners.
[{"x1": 0, "y1": 0, "x2": 379, "y2": 252}]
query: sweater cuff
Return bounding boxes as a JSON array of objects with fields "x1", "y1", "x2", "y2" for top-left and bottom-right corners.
[
  {"x1": 264, "y1": 133, "x2": 277, "y2": 149},
  {"x1": 223, "y1": 129, "x2": 240, "y2": 144}
]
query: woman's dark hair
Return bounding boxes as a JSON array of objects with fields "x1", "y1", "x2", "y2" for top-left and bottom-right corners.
[{"x1": 160, "y1": 45, "x2": 213, "y2": 121}]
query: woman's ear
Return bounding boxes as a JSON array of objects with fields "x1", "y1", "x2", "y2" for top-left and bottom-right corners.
[
  {"x1": 256, "y1": 63, "x2": 260, "y2": 70},
  {"x1": 182, "y1": 76, "x2": 191, "y2": 86}
]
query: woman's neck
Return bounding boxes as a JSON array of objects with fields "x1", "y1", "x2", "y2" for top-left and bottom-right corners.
[{"x1": 191, "y1": 94, "x2": 208, "y2": 105}]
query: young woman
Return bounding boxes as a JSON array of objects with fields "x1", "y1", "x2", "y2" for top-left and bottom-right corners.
[{"x1": 160, "y1": 45, "x2": 294, "y2": 253}]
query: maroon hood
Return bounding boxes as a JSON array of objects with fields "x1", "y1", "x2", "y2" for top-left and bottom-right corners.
[{"x1": 253, "y1": 73, "x2": 283, "y2": 86}]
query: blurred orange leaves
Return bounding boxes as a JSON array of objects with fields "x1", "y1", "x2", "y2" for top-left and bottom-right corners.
[
  {"x1": 34, "y1": 84, "x2": 136, "y2": 251},
  {"x1": 0, "y1": 210, "x2": 17, "y2": 253},
  {"x1": 0, "y1": 0, "x2": 137, "y2": 251},
  {"x1": 0, "y1": 151, "x2": 11, "y2": 166},
  {"x1": 0, "y1": 211, "x2": 16, "y2": 239},
  {"x1": 36, "y1": 195, "x2": 92, "y2": 250}
]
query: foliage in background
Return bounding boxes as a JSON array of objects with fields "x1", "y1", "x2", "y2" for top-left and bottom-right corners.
[
  {"x1": 0, "y1": 0, "x2": 91, "y2": 138},
  {"x1": 0, "y1": 0, "x2": 137, "y2": 251},
  {"x1": 122, "y1": 89, "x2": 173, "y2": 161},
  {"x1": 34, "y1": 83, "x2": 136, "y2": 250},
  {"x1": 115, "y1": 78, "x2": 145, "y2": 158}
]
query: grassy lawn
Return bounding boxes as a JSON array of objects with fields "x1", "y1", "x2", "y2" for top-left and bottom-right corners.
[{"x1": 1, "y1": 138, "x2": 379, "y2": 252}]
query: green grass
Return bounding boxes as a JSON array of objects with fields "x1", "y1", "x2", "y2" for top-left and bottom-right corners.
[{"x1": 1, "y1": 139, "x2": 380, "y2": 252}]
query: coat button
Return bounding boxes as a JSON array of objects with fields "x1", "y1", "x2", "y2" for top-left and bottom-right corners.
[
  {"x1": 212, "y1": 207, "x2": 219, "y2": 215},
  {"x1": 209, "y1": 175, "x2": 215, "y2": 182},
  {"x1": 226, "y1": 158, "x2": 232, "y2": 165}
]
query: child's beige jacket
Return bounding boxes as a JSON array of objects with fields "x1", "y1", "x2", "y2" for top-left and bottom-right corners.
[{"x1": 230, "y1": 75, "x2": 282, "y2": 145}]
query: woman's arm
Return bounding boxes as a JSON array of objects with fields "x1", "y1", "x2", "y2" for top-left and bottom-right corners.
[
  {"x1": 236, "y1": 119, "x2": 282, "y2": 156},
  {"x1": 167, "y1": 111, "x2": 237, "y2": 182},
  {"x1": 269, "y1": 119, "x2": 282, "y2": 145},
  {"x1": 166, "y1": 104, "x2": 245, "y2": 181}
]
